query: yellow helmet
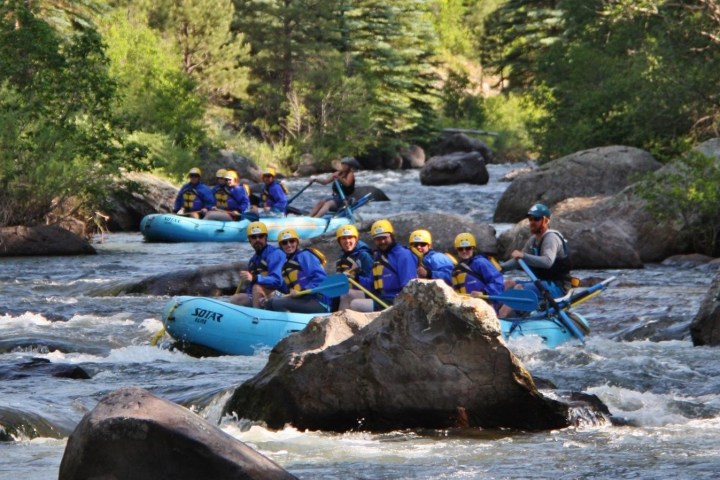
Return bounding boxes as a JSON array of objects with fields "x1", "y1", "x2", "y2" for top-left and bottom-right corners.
[
  {"x1": 188, "y1": 167, "x2": 201, "y2": 176},
  {"x1": 370, "y1": 219, "x2": 394, "y2": 238},
  {"x1": 215, "y1": 168, "x2": 227, "y2": 178},
  {"x1": 409, "y1": 229, "x2": 432, "y2": 246},
  {"x1": 262, "y1": 167, "x2": 276, "y2": 177},
  {"x1": 246, "y1": 221, "x2": 268, "y2": 236},
  {"x1": 454, "y1": 232, "x2": 476, "y2": 249},
  {"x1": 277, "y1": 228, "x2": 299, "y2": 242},
  {"x1": 224, "y1": 170, "x2": 238, "y2": 181},
  {"x1": 336, "y1": 224, "x2": 359, "y2": 240}
]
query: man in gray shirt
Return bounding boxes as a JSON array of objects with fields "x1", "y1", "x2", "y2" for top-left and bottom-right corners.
[{"x1": 499, "y1": 203, "x2": 572, "y2": 315}]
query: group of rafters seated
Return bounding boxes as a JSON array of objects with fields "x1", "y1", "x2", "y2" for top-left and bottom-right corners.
[
  {"x1": 227, "y1": 203, "x2": 573, "y2": 315},
  {"x1": 173, "y1": 166, "x2": 288, "y2": 220}
]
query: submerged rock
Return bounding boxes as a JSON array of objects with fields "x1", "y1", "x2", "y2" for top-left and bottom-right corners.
[
  {"x1": 59, "y1": 387, "x2": 296, "y2": 480},
  {"x1": 224, "y1": 280, "x2": 598, "y2": 432},
  {"x1": 0, "y1": 225, "x2": 95, "y2": 256}
]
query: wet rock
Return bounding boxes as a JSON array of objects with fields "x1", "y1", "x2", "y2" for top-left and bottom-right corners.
[
  {"x1": 494, "y1": 145, "x2": 661, "y2": 223},
  {"x1": 0, "y1": 358, "x2": 91, "y2": 380},
  {"x1": 59, "y1": 387, "x2": 296, "y2": 480},
  {"x1": 0, "y1": 225, "x2": 95, "y2": 257},
  {"x1": 661, "y1": 254, "x2": 716, "y2": 268},
  {"x1": 0, "y1": 406, "x2": 73, "y2": 440},
  {"x1": 497, "y1": 215, "x2": 643, "y2": 269},
  {"x1": 351, "y1": 185, "x2": 391, "y2": 202},
  {"x1": 435, "y1": 133, "x2": 494, "y2": 162},
  {"x1": 420, "y1": 151, "x2": 489, "y2": 186},
  {"x1": 99, "y1": 262, "x2": 244, "y2": 297},
  {"x1": 105, "y1": 172, "x2": 178, "y2": 231},
  {"x1": 691, "y1": 270, "x2": 720, "y2": 346},
  {"x1": 224, "y1": 280, "x2": 589, "y2": 432},
  {"x1": 614, "y1": 315, "x2": 691, "y2": 342}
]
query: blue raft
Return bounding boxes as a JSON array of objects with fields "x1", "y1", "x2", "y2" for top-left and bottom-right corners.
[
  {"x1": 140, "y1": 214, "x2": 353, "y2": 243},
  {"x1": 140, "y1": 193, "x2": 372, "y2": 243},
  {"x1": 162, "y1": 296, "x2": 329, "y2": 355},
  {"x1": 160, "y1": 285, "x2": 609, "y2": 355}
]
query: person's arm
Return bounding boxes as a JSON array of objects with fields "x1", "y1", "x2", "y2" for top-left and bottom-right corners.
[
  {"x1": 314, "y1": 173, "x2": 336, "y2": 185},
  {"x1": 396, "y1": 248, "x2": 419, "y2": 287},
  {"x1": 255, "y1": 249, "x2": 286, "y2": 290},
  {"x1": 521, "y1": 233, "x2": 561, "y2": 269},
  {"x1": 270, "y1": 183, "x2": 288, "y2": 211},
  {"x1": 233, "y1": 187, "x2": 250, "y2": 212},
  {"x1": 299, "y1": 252, "x2": 327, "y2": 289},
  {"x1": 423, "y1": 251, "x2": 453, "y2": 285},
  {"x1": 199, "y1": 185, "x2": 216, "y2": 209},
  {"x1": 473, "y1": 257, "x2": 505, "y2": 296},
  {"x1": 174, "y1": 184, "x2": 187, "y2": 212}
]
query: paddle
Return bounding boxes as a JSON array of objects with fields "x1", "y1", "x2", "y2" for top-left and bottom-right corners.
[
  {"x1": 469, "y1": 289, "x2": 539, "y2": 312},
  {"x1": 348, "y1": 277, "x2": 390, "y2": 309},
  {"x1": 518, "y1": 259, "x2": 586, "y2": 343},
  {"x1": 286, "y1": 179, "x2": 315, "y2": 207},
  {"x1": 285, "y1": 273, "x2": 349, "y2": 298},
  {"x1": 334, "y1": 179, "x2": 353, "y2": 220},
  {"x1": 567, "y1": 276, "x2": 616, "y2": 308}
]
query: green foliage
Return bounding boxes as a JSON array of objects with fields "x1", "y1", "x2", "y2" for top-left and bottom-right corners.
[
  {"x1": 216, "y1": 132, "x2": 295, "y2": 175},
  {"x1": 635, "y1": 151, "x2": 720, "y2": 255},
  {"x1": 483, "y1": 93, "x2": 542, "y2": 160},
  {"x1": 145, "y1": 0, "x2": 251, "y2": 107},
  {"x1": 0, "y1": 3, "x2": 148, "y2": 226},
  {"x1": 483, "y1": 0, "x2": 720, "y2": 160},
  {"x1": 101, "y1": 8, "x2": 207, "y2": 159}
]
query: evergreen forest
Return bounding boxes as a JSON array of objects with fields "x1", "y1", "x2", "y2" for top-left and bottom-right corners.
[{"x1": 1, "y1": 0, "x2": 719, "y2": 228}]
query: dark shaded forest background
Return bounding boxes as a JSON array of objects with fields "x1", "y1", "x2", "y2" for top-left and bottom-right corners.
[{"x1": 1, "y1": 0, "x2": 719, "y2": 229}]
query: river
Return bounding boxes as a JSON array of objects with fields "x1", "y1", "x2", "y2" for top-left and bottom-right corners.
[{"x1": 2, "y1": 164, "x2": 720, "y2": 479}]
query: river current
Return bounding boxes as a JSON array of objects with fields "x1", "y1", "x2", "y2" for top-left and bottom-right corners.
[{"x1": 2, "y1": 165, "x2": 720, "y2": 479}]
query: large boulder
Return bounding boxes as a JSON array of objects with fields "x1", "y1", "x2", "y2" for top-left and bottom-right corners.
[
  {"x1": 59, "y1": 387, "x2": 296, "y2": 480},
  {"x1": 224, "y1": 280, "x2": 606, "y2": 432},
  {"x1": 497, "y1": 198, "x2": 644, "y2": 269},
  {"x1": 494, "y1": 145, "x2": 662, "y2": 222},
  {"x1": 435, "y1": 132, "x2": 494, "y2": 162},
  {"x1": 420, "y1": 151, "x2": 489, "y2": 186},
  {"x1": 92, "y1": 262, "x2": 244, "y2": 297},
  {"x1": 203, "y1": 149, "x2": 263, "y2": 183},
  {"x1": 106, "y1": 172, "x2": 178, "y2": 231},
  {"x1": 0, "y1": 225, "x2": 95, "y2": 256},
  {"x1": 690, "y1": 270, "x2": 720, "y2": 346}
]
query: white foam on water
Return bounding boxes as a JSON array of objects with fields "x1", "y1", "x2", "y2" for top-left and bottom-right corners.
[
  {"x1": 587, "y1": 384, "x2": 705, "y2": 426},
  {"x1": 0, "y1": 311, "x2": 53, "y2": 329}
]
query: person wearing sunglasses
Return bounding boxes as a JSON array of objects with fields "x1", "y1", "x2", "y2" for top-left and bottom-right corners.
[
  {"x1": 334, "y1": 224, "x2": 374, "y2": 311},
  {"x1": 499, "y1": 203, "x2": 572, "y2": 315},
  {"x1": 229, "y1": 221, "x2": 285, "y2": 308},
  {"x1": 409, "y1": 229, "x2": 454, "y2": 286},
  {"x1": 264, "y1": 228, "x2": 330, "y2": 313},
  {"x1": 367, "y1": 219, "x2": 417, "y2": 310},
  {"x1": 252, "y1": 167, "x2": 288, "y2": 216},
  {"x1": 206, "y1": 170, "x2": 250, "y2": 221},
  {"x1": 451, "y1": 233, "x2": 505, "y2": 309},
  {"x1": 173, "y1": 167, "x2": 215, "y2": 218}
]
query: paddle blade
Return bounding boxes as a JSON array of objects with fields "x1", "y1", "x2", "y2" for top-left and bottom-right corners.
[
  {"x1": 486, "y1": 289, "x2": 539, "y2": 311},
  {"x1": 309, "y1": 273, "x2": 350, "y2": 298}
]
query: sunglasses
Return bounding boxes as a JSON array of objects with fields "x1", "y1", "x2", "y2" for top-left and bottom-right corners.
[
  {"x1": 457, "y1": 246, "x2": 473, "y2": 252},
  {"x1": 280, "y1": 239, "x2": 298, "y2": 246},
  {"x1": 528, "y1": 216, "x2": 544, "y2": 222},
  {"x1": 249, "y1": 234, "x2": 266, "y2": 240},
  {"x1": 412, "y1": 242, "x2": 429, "y2": 248}
]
